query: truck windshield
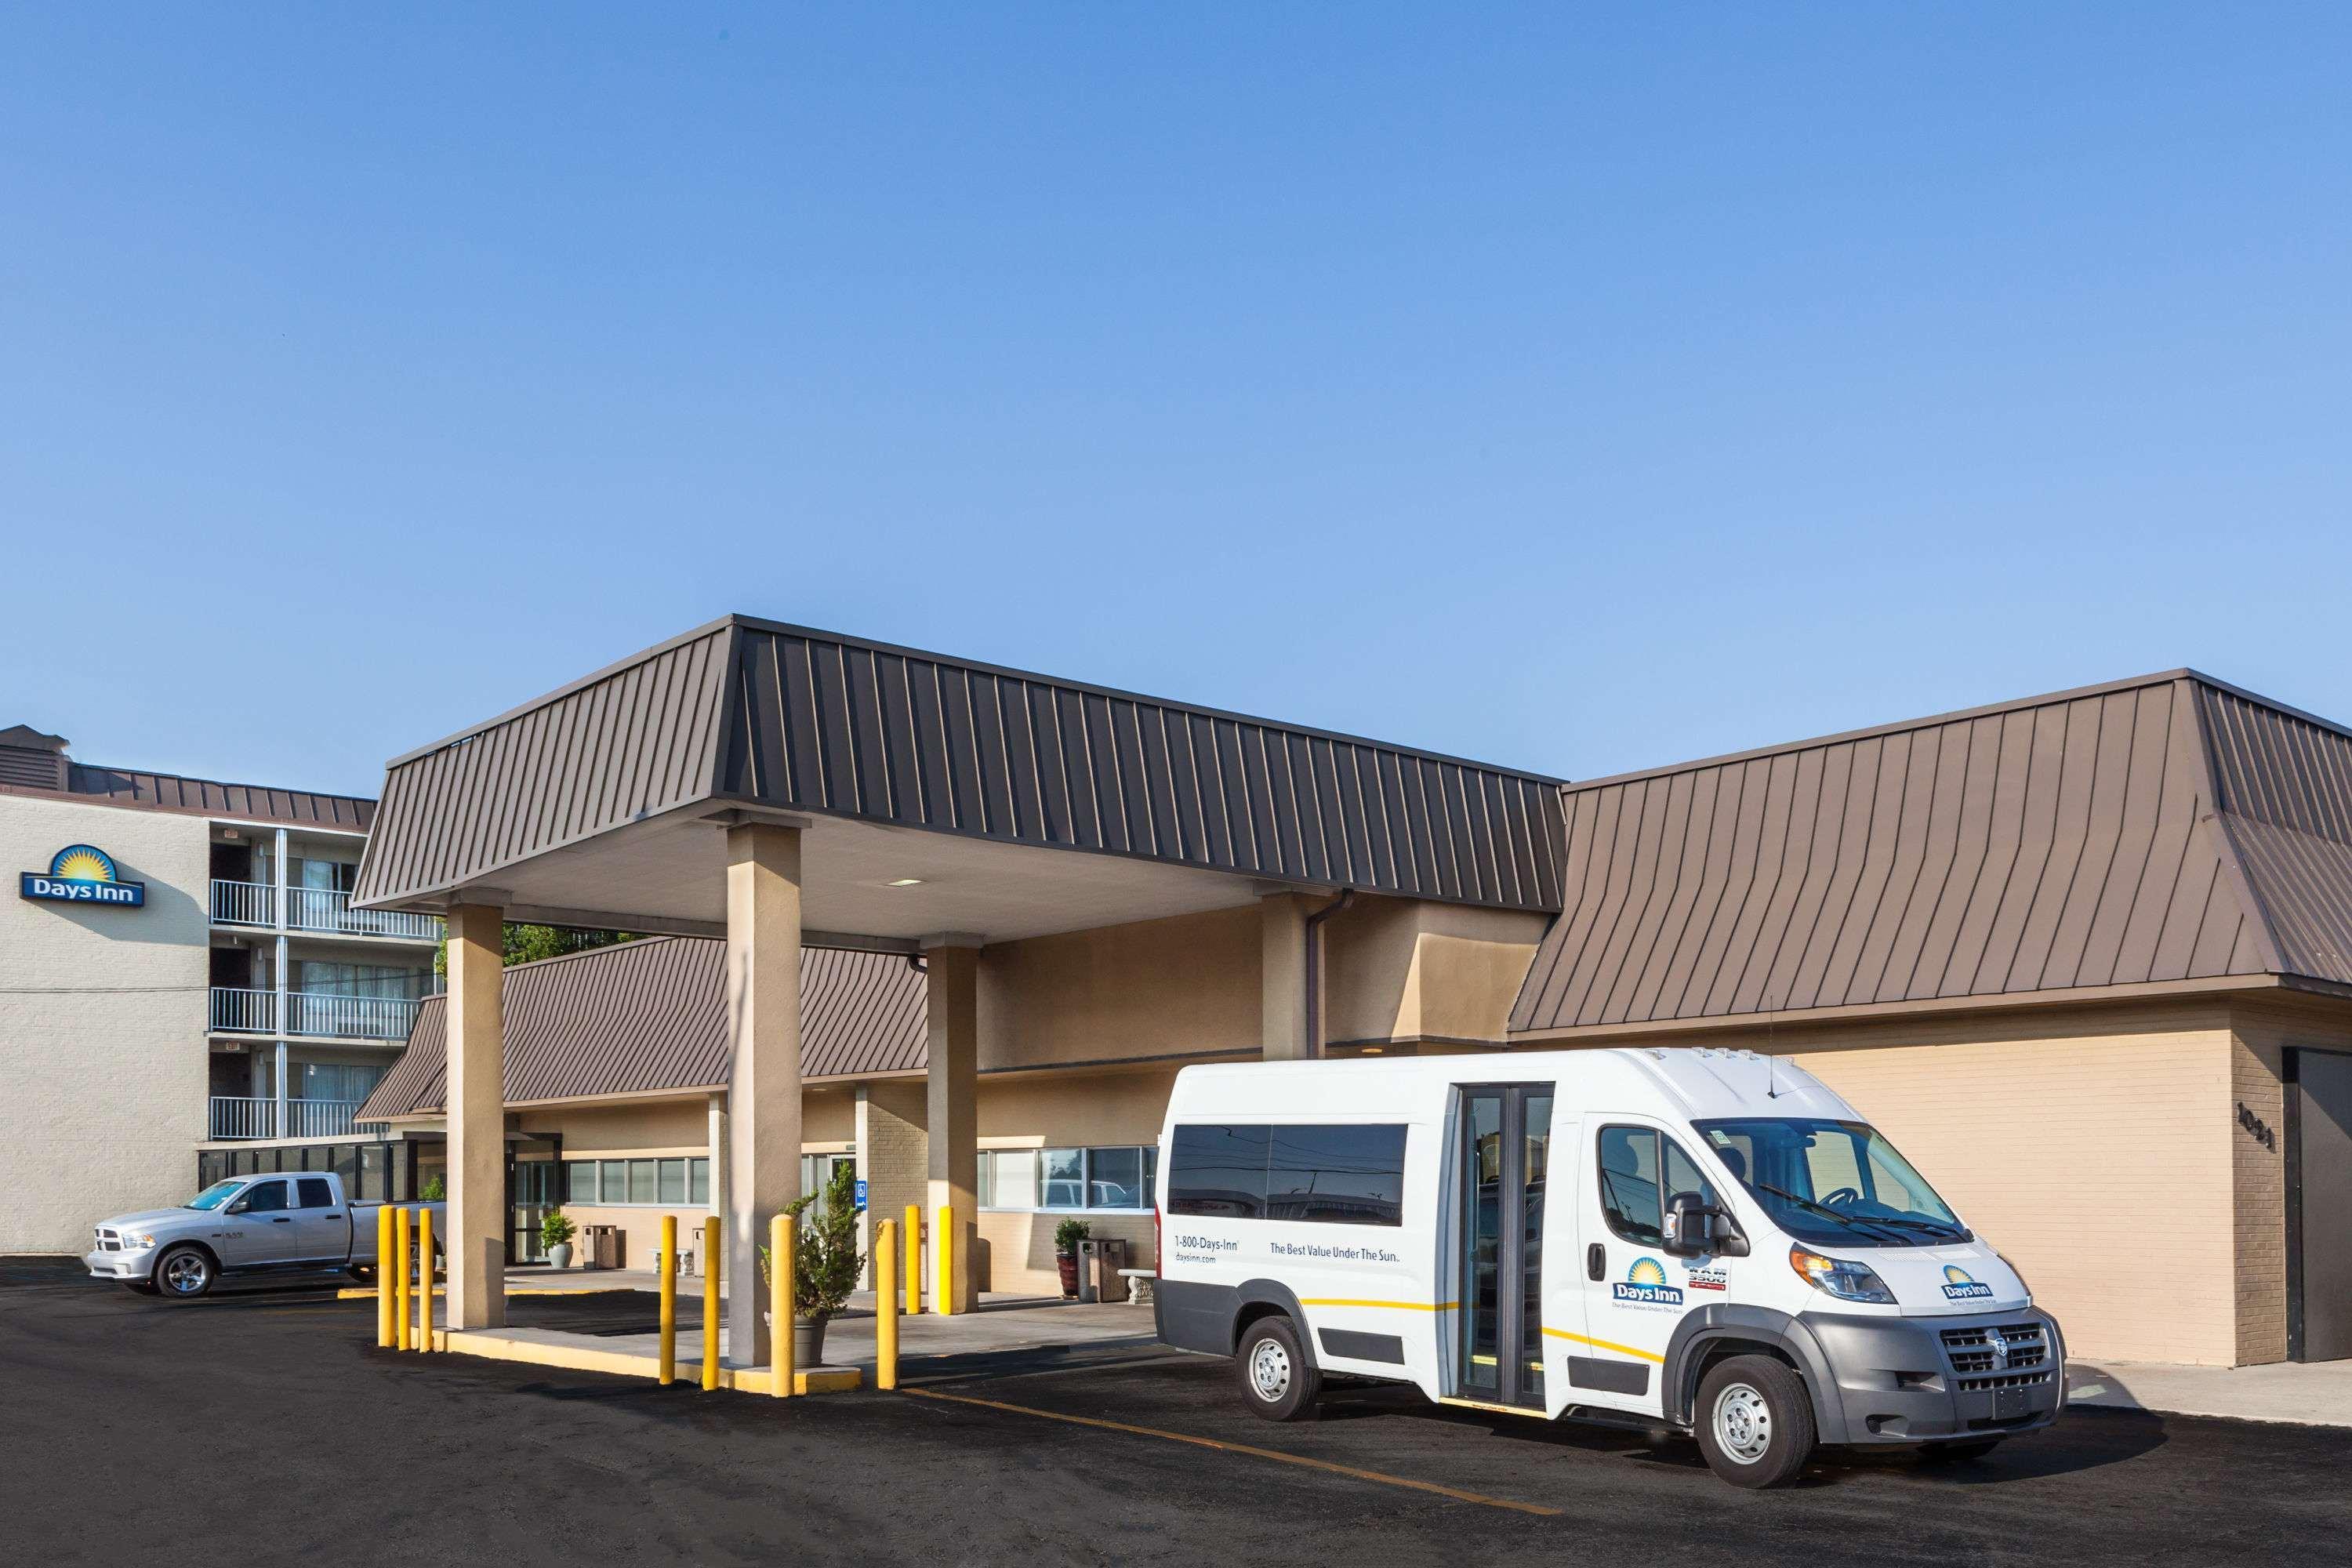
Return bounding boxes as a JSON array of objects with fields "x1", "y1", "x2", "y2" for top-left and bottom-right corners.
[
  {"x1": 1694, "y1": 1119, "x2": 1968, "y2": 1247},
  {"x1": 186, "y1": 1181, "x2": 245, "y2": 1211}
]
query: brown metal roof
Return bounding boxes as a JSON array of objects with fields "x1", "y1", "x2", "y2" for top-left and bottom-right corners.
[
  {"x1": 1509, "y1": 671, "x2": 2352, "y2": 1038},
  {"x1": 0, "y1": 734, "x2": 376, "y2": 829},
  {"x1": 359, "y1": 935, "x2": 927, "y2": 1121},
  {"x1": 353, "y1": 616, "x2": 1566, "y2": 917}
]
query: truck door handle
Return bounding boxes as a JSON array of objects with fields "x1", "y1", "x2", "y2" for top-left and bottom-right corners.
[
  {"x1": 1587, "y1": 1243, "x2": 1605, "y2": 1280},
  {"x1": 270, "y1": 1217, "x2": 292, "y2": 1224}
]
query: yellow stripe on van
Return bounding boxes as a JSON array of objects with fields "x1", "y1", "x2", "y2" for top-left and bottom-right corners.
[
  {"x1": 1298, "y1": 1298, "x2": 1459, "y2": 1312},
  {"x1": 1540, "y1": 1327, "x2": 1665, "y2": 1364}
]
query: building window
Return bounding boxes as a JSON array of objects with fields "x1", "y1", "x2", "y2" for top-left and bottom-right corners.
[
  {"x1": 980, "y1": 1146, "x2": 1158, "y2": 1213},
  {"x1": 561, "y1": 1157, "x2": 713, "y2": 1207}
]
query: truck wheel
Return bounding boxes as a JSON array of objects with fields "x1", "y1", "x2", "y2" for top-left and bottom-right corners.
[
  {"x1": 155, "y1": 1245, "x2": 216, "y2": 1301},
  {"x1": 1236, "y1": 1316, "x2": 1319, "y2": 1422},
  {"x1": 1695, "y1": 1355, "x2": 1815, "y2": 1489}
]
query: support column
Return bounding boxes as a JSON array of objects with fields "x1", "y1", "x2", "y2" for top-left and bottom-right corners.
[
  {"x1": 445, "y1": 899, "x2": 506, "y2": 1330},
  {"x1": 726, "y1": 823, "x2": 803, "y2": 1369},
  {"x1": 706, "y1": 1091, "x2": 727, "y2": 1218},
  {"x1": 1259, "y1": 892, "x2": 1314, "y2": 1060},
  {"x1": 923, "y1": 937, "x2": 980, "y2": 1312}
]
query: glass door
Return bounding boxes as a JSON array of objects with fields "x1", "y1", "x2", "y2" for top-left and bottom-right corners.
[{"x1": 1457, "y1": 1085, "x2": 1555, "y2": 1409}]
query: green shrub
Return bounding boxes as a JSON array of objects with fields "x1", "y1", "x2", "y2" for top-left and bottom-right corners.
[
  {"x1": 539, "y1": 1209, "x2": 575, "y2": 1249},
  {"x1": 419, "y1": 1174, "x2": 446, "y2": 1202},
  {"x1": 1054, "y1": 1218, "x2": 1091, "y2": 1254},
  {"x1": 759, "y1": 1163, "x2": 864, "y2": 1318}
]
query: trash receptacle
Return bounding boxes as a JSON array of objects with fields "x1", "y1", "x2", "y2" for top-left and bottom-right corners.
[
  {"x1": 584, "y1": 1224, "x2": 624, "y2": 1270},
  {"x1": 1076, "y1": 1240, "x2": 1102, "y2": 1303},
  {"x1": 1094, "y1": 1237, "x2": 1131, "y2": 1303}
]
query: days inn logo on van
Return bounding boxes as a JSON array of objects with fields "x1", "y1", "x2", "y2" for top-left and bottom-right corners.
[
  {"x1": 1940, "y1": 1265, "x2": 1994, "y2": 1302},
  {"x1": 20, "y1": 844, "x2": 146, "y2": 909},
  {"x1": 1614, "y1": 1255, "x2": 1685, "y2": 1308}
]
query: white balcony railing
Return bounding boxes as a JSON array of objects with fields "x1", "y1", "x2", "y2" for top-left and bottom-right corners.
[
  {"x1": 209, "y1": 986, "x2": 278, "y2": 1034},
  {"x1": 206, "y1": 1096, "x2": 372, "y2": 1140},
  {"x1": 287, "y1": 887, "x2": 444, "y2": 942},
  {"x1": 208, "y1": 987, "x2": 423, "y2": 1041},
  {"x1": 210, "y1": 879, "x2": 275, "y2": 927},
  {"x1": 209, "y1": 879, "x2": 442, "y2": 943}
]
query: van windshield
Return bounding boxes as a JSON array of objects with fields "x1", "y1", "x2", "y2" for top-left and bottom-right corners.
[
  {"x1": 186, "y1": 1181, "x2": 245, "y2": 1211},
  {"x1": 1694, "y1": 1119, "x2": 1968, "y2": 1247}
]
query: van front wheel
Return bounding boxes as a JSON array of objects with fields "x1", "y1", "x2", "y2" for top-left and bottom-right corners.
[
  {"x1": 1695, "y1": 1356, "x2": 1815, "y2": 1488},
  {"x1": 1236, "y1": 1316, "x2": 1319, "y2": 1422}
]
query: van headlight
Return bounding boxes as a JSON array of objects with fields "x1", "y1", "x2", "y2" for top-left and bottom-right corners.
[{"x1": 1789, "y1": 1245, "x2": 1896, "y2": 1305}]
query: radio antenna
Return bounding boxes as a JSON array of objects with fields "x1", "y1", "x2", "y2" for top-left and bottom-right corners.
[{"x1": 1765, "y1": 993, "x2": 1783, "y2": 1098}]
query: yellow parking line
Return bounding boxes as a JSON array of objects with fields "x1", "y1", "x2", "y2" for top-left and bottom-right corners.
[{"x1": 901, "y1": 1386, "x2": 1561, "y2": 1517}]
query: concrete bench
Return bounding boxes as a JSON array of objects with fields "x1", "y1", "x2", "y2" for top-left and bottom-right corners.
[{"x1": 1118, "y1": 1269, "x2": 1156, "y2": 1307}]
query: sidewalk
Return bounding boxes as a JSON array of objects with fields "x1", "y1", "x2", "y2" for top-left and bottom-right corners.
[{"x1": 2067, "y1": 1358, "x2": 2352, "y2": 1428}]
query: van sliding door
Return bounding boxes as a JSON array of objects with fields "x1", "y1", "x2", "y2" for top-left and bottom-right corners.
[{"x1": 1457, "y1": 1085, "x2": 1554, "y2": 1410}]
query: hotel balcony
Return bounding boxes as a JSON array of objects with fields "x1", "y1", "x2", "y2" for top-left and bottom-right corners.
[
  {"x1": 209, "y1": 880, "x2": 444, "y2": 943},
  {"x1": 208, "y1": 985, "x2": 424, "y2": 1042},
  {"x1": 206, "y1": 1095, "x2": 379, "y2": 1141}
]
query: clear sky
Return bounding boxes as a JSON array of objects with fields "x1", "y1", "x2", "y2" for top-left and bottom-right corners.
[{"x1": 5, "y1": 6, "x2": 2347, "y2": 799}]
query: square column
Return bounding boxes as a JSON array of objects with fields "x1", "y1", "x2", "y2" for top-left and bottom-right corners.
[
  {"x1": 725, "y1": 822, "x2": 804, "y2": 1368},
  {"x1": 445, "y1": 900, "x2": 506, "y2": 1330},
  {"x1": 923, "y1": 938, "x2": 980, "y2": 1312},
  {"x1": 1259, "y1": 891, "x2": 1314, "y2": 1060}
]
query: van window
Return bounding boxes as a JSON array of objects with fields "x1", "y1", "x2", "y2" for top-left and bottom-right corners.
[
  {"x1": 1167, "y1": 1123, "x2": 1410, "y2": 1226},
  {"x1": 1266, "y1": 1125, "x2": 1408, "y2": 1226},
  {"x1": 1595, "y1": 1126, "x2": 1719, "y2": 1247},
  {"x1": 1167, "y1": 1126, "x2": 1271, "y2": 1218}
]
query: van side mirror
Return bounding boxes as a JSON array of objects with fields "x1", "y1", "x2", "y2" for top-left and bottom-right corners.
[{"x1": 1664, "y1": 1192, "x2": 1747, "y2": 1258}]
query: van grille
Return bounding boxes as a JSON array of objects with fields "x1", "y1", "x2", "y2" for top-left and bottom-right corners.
[
  {"x1": 1940, "y1": 1321, "x2": 2046, "y2": 1374},
  {"x1": 1955, "y1": 1370, "x2": 2053, "y2": 1392}
]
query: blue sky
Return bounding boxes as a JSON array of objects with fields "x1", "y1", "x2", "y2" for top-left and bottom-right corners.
[{"x1": 5, "y1": 6, "x2": 2347, "y2": 797}]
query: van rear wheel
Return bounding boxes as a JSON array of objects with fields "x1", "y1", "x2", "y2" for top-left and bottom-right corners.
[
  {"x1": 1695, "y1": 1355, "x2": 1814, "y2": 1489},
  {"x1": 1236, "y1": 1316, "x2": 1319, "y2": 1422}
]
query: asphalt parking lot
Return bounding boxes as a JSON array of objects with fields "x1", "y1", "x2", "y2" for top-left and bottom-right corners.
[{"x1": 5, "y1": 1258, "x2": 2346, "y2": 1566}]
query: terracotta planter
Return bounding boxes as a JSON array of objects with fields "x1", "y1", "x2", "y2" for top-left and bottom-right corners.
[{"x1": 1057, "y1": 1251, "x2": 1080, "y2": 1298}]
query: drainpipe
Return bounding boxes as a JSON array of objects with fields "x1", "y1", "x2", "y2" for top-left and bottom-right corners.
[
  {"x1": 274, "y1": 828, "x2": 289, "y2": 1139},
  {"x1": 1301, "y1": 890, "x2": 1355, "y2": 1061}
]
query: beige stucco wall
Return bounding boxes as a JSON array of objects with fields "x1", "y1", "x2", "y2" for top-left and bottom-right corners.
[
  {"x1": 974, "y1": 1068, "x2": 1174, "y2": 1295},
  {"x1": 977, "y1": 906, "x2": 1260, "y2": 1070},
  {"x1": 1323, "y1": 898, "x2": 1547, "y2": 1047},
  {"x1": 1762, "y1": 1007, "x2": 2242, "y2": 1365},
  {"x1": 1, "y1": 795, "x2": 212, "y2": 1252}
]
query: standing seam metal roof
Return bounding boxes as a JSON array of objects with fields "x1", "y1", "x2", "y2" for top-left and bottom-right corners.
[
  {"x1": 352, "y1": 617, "x2": 1567, "y2": 916},
  {"x1": 358, "y1": 936, "x2": 927, "y2": 1121},
  {"x1": 1510, "y1": 671, "x2": 2352, "y2": 1036}
]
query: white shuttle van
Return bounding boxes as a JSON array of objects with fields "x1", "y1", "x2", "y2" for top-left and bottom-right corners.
[{"x1": 1152, "y1": 1047, "x2": 2064, "y2": 1487}]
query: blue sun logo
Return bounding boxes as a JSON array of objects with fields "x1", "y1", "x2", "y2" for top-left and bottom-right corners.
[
  {"x1": 1615, "y1": 1254, "x2": 1685, "y2": 1306},
  {"x1": 49, "y1": 844, "x2": 117, "y2": 882},
  {"x1": 1941, "y1": 1263, "x2": 1994, "y2": 1301}
]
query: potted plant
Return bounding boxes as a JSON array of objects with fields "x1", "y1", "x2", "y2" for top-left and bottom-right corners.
[
  {"x1": 1054, "y1": 1218, "x2": 1091, "y2": 1298},
  {"x1": 761, "y1": 1163, "x2": 863, "y2": 1367},
  {"x1": 540, "y1": 1208, "x2": 575, "y2": 1269}
]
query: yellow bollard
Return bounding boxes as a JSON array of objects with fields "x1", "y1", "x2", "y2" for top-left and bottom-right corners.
[
  {"x1": 937, "y1": 1204, "x2": 956, "y2": 1316},
  {"x1": 376, "y1": 1205, "x2": 395, "y2": 1348},
  {"x1": 876, "y1": 1219, "x2": 899, "y2": 1392},
  {"x1": 903, "y1": 1203, "x2": 922, "y2": 1316},
  {"x1": 771, "y1": 1212, "x2": 794, "y2": 1399},
  {"x1": 702, "y1": 1216, "x2": 722, "y2": 1392},
  {"x1": 658, "y1": 1214, "x2": 678, "y2": 1386},
  {"x1": 414, "y1": 1206, "x2": 434, "y2": 1352},
  {"x1": 394, "y1": 1206, "x2": 412, "y2": 1352}
]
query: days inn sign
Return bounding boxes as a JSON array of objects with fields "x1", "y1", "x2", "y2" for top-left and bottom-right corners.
[{"x1": 20, "y1": 844, "x2": 146, "y2": 908}]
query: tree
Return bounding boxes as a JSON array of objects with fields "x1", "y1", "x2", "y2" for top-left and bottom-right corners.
[{"x1": 434, "y1": 923, "x2": 637, "y2": 978}]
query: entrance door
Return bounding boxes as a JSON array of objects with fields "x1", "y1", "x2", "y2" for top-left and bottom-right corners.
[
  {"x1": 1457, "y1": 1085, "x2": 1555, "y2": 1409},
  {"x1": 2294, "y1": 1050, "x2": 2352, "y2": 1362},
  {"x1": 510, "y1": 1158, "x2": 561, "y2": 1264}
]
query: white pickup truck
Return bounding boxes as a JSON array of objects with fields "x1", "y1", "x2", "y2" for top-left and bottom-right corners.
[{"x1": 85, "y1": 1172, "x2": 444, "y2": 1301}]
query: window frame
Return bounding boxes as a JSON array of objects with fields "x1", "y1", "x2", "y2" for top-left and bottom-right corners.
[
  {"x1": 1594, "y1": 1123, "x2": 1719, "y2": 1249},
  {"x1": 978, "y1": 1145, "x2": 1159, "y2": 1214},
  {"x1": 557, "y1": 1157, "x2": 713, "y2": 1207}
]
